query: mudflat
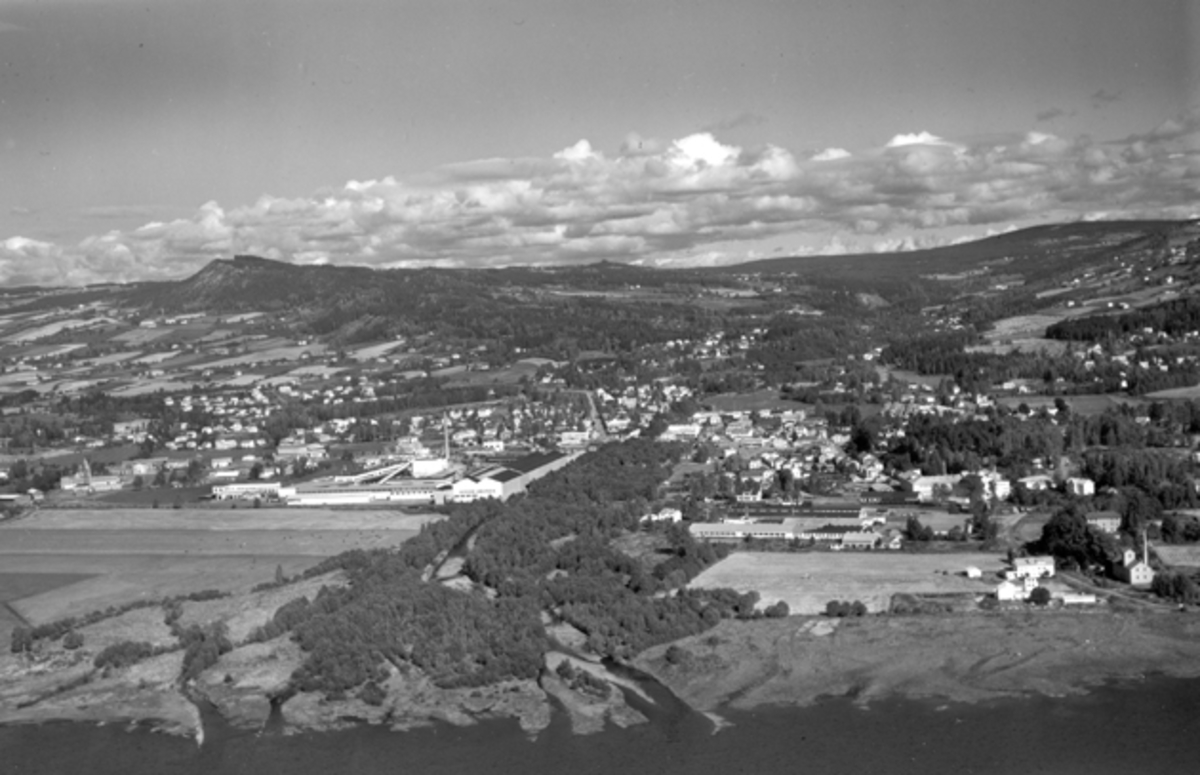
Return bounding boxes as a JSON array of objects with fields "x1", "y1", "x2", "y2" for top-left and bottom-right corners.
[{"x1": 636, "y1": 611, "x2": 1200, "y2": 713}]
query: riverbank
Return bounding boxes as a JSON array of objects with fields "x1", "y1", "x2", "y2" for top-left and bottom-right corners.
[{"x1": 633, "y1": 610, "x2": 1200, "y2": 714}]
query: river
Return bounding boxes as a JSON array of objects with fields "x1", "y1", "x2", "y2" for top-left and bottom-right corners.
[{"x1": 3, "y1": 673, "x2": 1200, "y2": 775}]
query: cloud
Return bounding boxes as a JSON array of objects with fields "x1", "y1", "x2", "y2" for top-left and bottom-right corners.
[
  {"x1": 811, "y1": 147, "x2": 851, "y2": 162},
  {"x1": 703, "y1": 112, "x2": 768, "y2": 133},
  {"x1": 1035, "y1": 107, "x2": 1065, "y2": 122},
  {"x1": 5, "y1": 112, "x2": 1200, "y2": 283},
  {"x1": 0, "y1": 21, "x2": 23, "y2": 34},
  {"x1": 1091, "y1": 88, "x2": 1122, "y2": 106},
  {"x1": 885, "y1": 131, "x2": 951, "y2": 148}
]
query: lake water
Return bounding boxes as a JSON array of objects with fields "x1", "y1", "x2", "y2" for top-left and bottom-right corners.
[{"x1": 4, "y1": 675, "x2": 1200, "y2": 775}]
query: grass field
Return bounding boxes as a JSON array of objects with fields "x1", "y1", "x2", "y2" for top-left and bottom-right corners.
[
  {"x1": 1146, "y1": 384, "x2": 1200, "y2": 400},
  {"x1": 996, "y1": 393, "x2": 1139, "y2": 416},
  {"x1": 1154, "y1": 546, "x2": 1200, "y2": 568},
  {"x1": 966, "y1": 338, "x2": 1068, "y2": 356},
  {"x1": 704, "y1": 389, "x2": 797, "y2": 412},
  {"x1": 984, "y1": 313, "x2": 1067, "y2": 341},
  {"x1": 688, "y1": 551, "x2": 1007, "y2": 614},
  {"x1": 0, "y1": 507, "x2": 437, "y2": 644},
  {"x1": 8, "y1": 507, "x2": 442, "y2": 532}
]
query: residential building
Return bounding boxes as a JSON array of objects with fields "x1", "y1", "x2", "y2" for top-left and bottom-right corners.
[
  {"x1": 1066, "y1": 477, "x2": 1096, "y2": 497},
  {"x1": 1007, "y1": 556, "x2": 1055, "y2": 580},
  {"x1": 1086, "y1": 511, "x2": 1121, "y2": 534},
  {"x1": 1116, "y1": 546, "x2": 1156, "y2": 587}
]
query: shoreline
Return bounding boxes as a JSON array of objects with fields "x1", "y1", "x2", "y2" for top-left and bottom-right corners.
[
  {"x1": 631, "y1": 610, "x2": 1200, "y2": 715},
  {"x1": 7, "y1": 609, "x2": 1200, "y2": 741}
]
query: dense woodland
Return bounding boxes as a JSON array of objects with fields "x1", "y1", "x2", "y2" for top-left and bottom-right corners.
[
  {"x1": 268, "y1": 439, "x2": 749, "y2": 697},
  {"x1": 1047, "y1": 296, "x2": 1200, "y2": 342}
]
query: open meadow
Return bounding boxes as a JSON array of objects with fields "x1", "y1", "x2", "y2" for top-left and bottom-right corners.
[
  {"x1": 687, "y1": 551, "x2": 1008, "y2": 614},
  {"x1": 996, "y1": 393, "x2": 1139, "y2": 416},
  {"x1": 1154, "y1": 545, "x2": 1200, "y2": 568},
  {"x1": 0, "y1": 508, "x2": 440, "y2": 644}
]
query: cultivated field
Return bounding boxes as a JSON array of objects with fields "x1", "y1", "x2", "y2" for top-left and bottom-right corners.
[
  {"x1": 704, "y1": 389, "x2": 799, "y2": 412},
  {"x1": 984, "y1": 313, "x2": 1066, "y2": 341},
  {"x1": 12, "y1": 507, "x2": 442, "y2": 532},
  {"x1": 688, "y1": 551, "x2": 1007, "y2": 614},
  {"x1": 1154, "y1": 545, "x2": 1200, "y2": 568},
  {"x1": 1146, "y1": 384, "x2": 1200, "y2": 400},
  {"x1": 966, "y1": 337, "x2": 1068, "y2": 356},
  {"x1": 110, "y1": 328, "x2": 172, "y2": 345},
  {"x1": 996, "y1": 393, "x2": 1139, "y2": 415},
  {"x1": 0, "y1": 508, "x2": 439, "y2": 644}
]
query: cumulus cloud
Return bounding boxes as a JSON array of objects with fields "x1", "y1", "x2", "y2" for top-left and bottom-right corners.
[
  {"x1": 811, "y1": 147, "x2": 851, "y2": 162},
  {"x1": 885, "y1": 131, "x2": 952, "y2": 148},
  {"x1": 6, "y1": 113, "x2": 1200, "y2": 284}
]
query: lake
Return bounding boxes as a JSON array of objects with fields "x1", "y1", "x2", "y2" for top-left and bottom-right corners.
[{"x1": 3, "y1": 674, "x2": 1200, "y2": 775}]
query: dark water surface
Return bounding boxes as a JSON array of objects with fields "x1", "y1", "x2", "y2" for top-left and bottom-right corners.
[{"x1": 4, "y1": 675, "x2": 1200, "y2": 775}]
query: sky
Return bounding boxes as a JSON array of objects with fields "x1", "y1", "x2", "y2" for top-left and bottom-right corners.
[{"x1": 0, "y1": 0, "x2": 1198, "y2": 286}]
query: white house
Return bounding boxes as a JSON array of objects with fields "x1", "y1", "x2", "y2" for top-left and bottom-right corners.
[
  {"x1": 1007, "y1": 556, "x2": 1055, "y2": 580},
  {"x1": 1066, "y1": 477, "x2": 1096, "y2": 497},
  {"x1": 996, "y1": 579, "x2": 1038, "y2": 601},
  {"x1": 906, "y1": 474, "x2": 962, "y2": 502},
  {"x1": 1117, "y1": 546, "x2": 1156, "y2": 587},
  {"x1": 1086, "y1": 511, "x2": 1121, "y2": 534}
]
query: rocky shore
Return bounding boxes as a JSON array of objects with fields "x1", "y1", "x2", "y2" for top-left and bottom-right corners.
[{"x1": 9, "y1": 604, "x2": 1200, "y2": 742}]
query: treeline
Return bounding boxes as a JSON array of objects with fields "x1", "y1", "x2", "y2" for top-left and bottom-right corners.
[
  {"x1": 880, "y1": 412, "x2": 1065, "y2": 474},
  {"x1": 1079, "y1": 449, "x2": 1199, "y2": 510},
  {"x1": 1047, "y1": 296, "x2": 1200, "y2": 341}
]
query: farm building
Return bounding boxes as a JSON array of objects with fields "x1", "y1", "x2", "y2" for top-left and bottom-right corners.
[
  {"x1": 840, "y1": 531, "x2": 882, "y2": 550},
  {"x1": 996, "y1": 577, "x2": 1039, "y2": 601},
  {"x1": 1007, "y1": 556, "x2": 1055, "y2": 580}
]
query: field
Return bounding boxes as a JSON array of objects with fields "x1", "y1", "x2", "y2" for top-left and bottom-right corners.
[
  {"x1": 874, "y1": 367, "x2": 946, "y2": 388},
  {"x1": 350, "y1": 341, "x2": 407, "y2": 361},
  {"x1": 1146, "y1": 384, "x2": 1200, "y2": 400},
  {"x1": 1154, "y1": 545, "x2": 1200, "y2": 568},
  {"x1": 107, "y1": 379, "x2": 198, "y2": 397},
  {"x1": 687, "y1": 551, "x2": 1007, "y2": 614},
  {"x1": 110, "y1": 327, "x2": 172, "y2": 345},
  {"x1": 704, "y1": 389, "x2": 798, "y2": 412},
  {"x1": 0, "y1": 508, "x2": 440, "y2": 644},
  {"x1": 983, "y1": 313, "x2": 1066, "y2": 341},
  {"x1": 996, "y1": 393, "x2": 1138, "y2": 416},
  {"x1": 965, "y1": 337, "x2": 1068, "y2": 356}
]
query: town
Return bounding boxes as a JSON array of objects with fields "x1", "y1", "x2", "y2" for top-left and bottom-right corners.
[{"x1": 5, "y1": 219, "x2": 1200, "y2": 739}]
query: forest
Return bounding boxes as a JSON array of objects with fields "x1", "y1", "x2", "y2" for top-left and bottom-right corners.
[
  {"x1": 272, "y1": 439, "x2": 750, "y2": 697},
  {"x1": 1046, "y1": 296, "x2": 1200, "y2": 342}
]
